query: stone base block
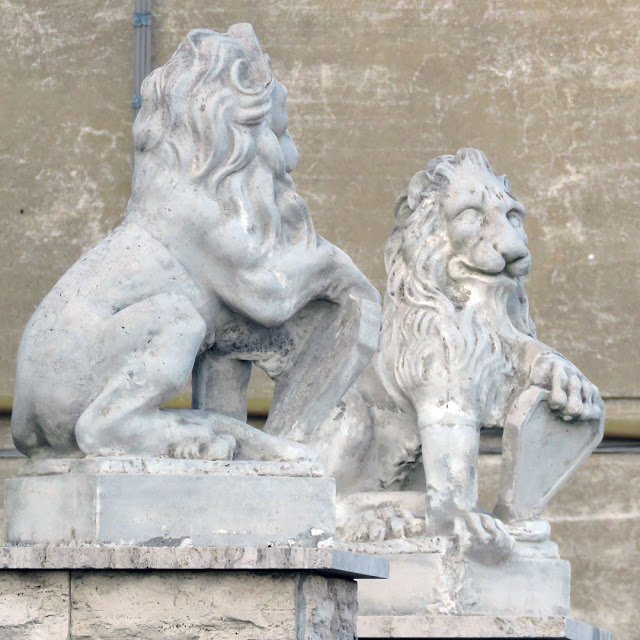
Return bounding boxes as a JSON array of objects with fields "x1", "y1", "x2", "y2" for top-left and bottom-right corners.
[
  {"x1": 0, "y1": 569, "x2": 354, "y2": 639},
  {"x1": 5, "y1": 459, "x2": 335, "y2": 547},
  {"x1": 0, "y1": 571, "x2": 70, "y2": 639},
  {"x1": 357, "y1": 614, "x2": 613, "y2": 639},
  {"x1": 357, "y1": 545, "x2": 570, "y2": 619},
  {"x1": 0, "y1": 546, "x2": 388, "y2": 639}
]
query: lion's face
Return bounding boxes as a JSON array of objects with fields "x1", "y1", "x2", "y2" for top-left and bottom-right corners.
[
  {"x1": 442, "y1": 164, "x2": 530, "y2": 286},
  {"x1": 384, "y1": 149, "x2": 537, "y2": 418}
]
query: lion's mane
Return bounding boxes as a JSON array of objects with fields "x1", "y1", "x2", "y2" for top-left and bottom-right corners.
[
  {"x1": 133, "y1": 27, "x2": 273, "y2": 188},
  {"x1": 382, "y1": 149, "x2": 537, "y2": 425},
  {"x1": 127, "y1": 25, "x2": 313, "y2": 258}
]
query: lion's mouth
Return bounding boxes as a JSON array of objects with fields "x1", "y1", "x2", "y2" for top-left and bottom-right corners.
[
  {"x1": 451, "y1": 262, "x2": 526, "y2": 283},
  {"x1": 504, "y1": 256, "x2": 531, "y2": 277}
]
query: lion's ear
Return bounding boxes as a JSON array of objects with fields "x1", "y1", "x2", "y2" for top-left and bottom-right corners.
[
  {"x1": 132, "y1": 69, "x2": 166, "y2": 155},
  {"x1": 394, "y1": 193, "x2": 413, "y2": 226},
  {"x1": 407, "y1": 170, "x2": 431, "y2": 211},
  {"x1": 500, "y1": 174, "x2": 511, "y2": 193}
]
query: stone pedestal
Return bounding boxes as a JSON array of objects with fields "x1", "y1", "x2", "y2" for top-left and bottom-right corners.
[
  {"x1": 350, "y1": 538, "x2": 612, "y2": 640},
  {"x1": 0, "y1": 546, "x2": 388, "y2": 639},
  {"x1": 5, "y1": 458, "x2": 334, "y2": 547},
  {"x1": 2, "y1": 458, "x2": 390, "y2": 638},
  {"x1": 356, "y1": 541, "x2": 570, "y2": 618},
  {"x1": 357, "y1": 614, "x2": 613, "y2": 639}
]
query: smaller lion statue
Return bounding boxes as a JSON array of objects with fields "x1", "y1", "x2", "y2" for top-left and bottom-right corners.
[
  {"x1": 11, "y1": 24, "x2": 381, "y2": 462},
  {"x1": 311, "y1": 148, "x2": 603, "y2": 561}
]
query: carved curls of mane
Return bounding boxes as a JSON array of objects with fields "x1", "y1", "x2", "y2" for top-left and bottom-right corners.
[
  {"x1": 128, "y1": 26, "x2": 314, "y2": 260},
  {"x1": 131, "y1": 27, "x2": 276, "y2": 199},
  {"x1": 384, "y1": 149, "x2": 535, "y2": 416}
]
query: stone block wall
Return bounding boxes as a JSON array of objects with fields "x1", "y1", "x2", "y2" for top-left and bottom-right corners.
[{"x1": 0, "y1": 569, "x2": 357, "y2": 639}]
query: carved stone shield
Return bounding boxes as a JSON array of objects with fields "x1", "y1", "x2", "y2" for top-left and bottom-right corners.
[{"x1": 493, "y1": 386, "x2": 604, "y2": 523}]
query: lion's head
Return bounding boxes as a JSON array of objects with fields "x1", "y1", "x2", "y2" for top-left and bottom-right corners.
[
  {"x1": 127, "y1": 24, "x2": 312, "y2": 256},
  {"x1": 382, "y1": 149, "x2": 537, "y2": 426}
]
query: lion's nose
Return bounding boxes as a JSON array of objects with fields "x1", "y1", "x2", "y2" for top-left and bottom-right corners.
[
  {"x1": 492, "y1": 236, "x2": 530, "y2": 276},
  {"x1": 493, "y1": 228, "x2": 529, "y2": 267},
  {"x1": 500, "y1": 244, "x2": 529, "y2": 265}
]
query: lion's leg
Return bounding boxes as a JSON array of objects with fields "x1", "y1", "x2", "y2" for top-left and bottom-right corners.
[
  {"x1": 420, "y1": 423, "x2": 480, "y2": 535},
  {"x1": 263, "y1": 295, "x2": 381, "y2": 443},
  {"x1": 420, "y1": 422, "x2": 514, "y2": 563},
  {"x1": 192, "y1": 352, "x2": 252, "y2": 422},
  {"x1": 191, "y1": 349, "x2": 317, "y2": 462},
  {"x1": 75, "y1": 293, "x2": 236, "y2": 460}
]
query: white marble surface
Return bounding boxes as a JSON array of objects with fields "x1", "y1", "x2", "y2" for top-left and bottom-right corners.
[
  {"x1": 5, "y1": 470, "x2": 336, "y2": 548},
  {"x1": 17, "y1": 456, "x2": 324, "y2": 477},
  {"x1": 356, "y1": 548, "x2": 570, "y2": 619}
]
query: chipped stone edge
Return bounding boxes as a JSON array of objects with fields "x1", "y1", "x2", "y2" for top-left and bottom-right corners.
[
  {"x1": 0, "y1": 546, "x2": 388, "y2": 579},
  {"x1": 357, "y1": 614, "x2": 613, "y2": 639},
  {"x1": 17, "y1": 457, "x2": 325, "y2": 477}
]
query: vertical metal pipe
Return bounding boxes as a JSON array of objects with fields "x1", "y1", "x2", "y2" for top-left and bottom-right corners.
[
  {"x1": 144, "y1": 0, "x2": 151, "y2": 86},
  {"x1": 140, "y1": 0, "x2": 146, "y2": 100},
  {"x1": 132, "y1": 0, "x2": 142, "y2": 118},
  {"x1": 132, "y1": 0, "x2": 152, "y2": 120}
]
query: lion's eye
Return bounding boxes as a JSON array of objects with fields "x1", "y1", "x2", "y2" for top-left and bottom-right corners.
[
  {"x1": 507, "y1": 210, "x2": 523, "y2": 228},
  {"x1": 457, "y1": 208, "x2": 482, "y2": 225}
]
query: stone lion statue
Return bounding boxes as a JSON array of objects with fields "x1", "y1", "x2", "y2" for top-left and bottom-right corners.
[
  {"x1": 311, "y1": 148, "x2": 603, "y2": 560},
  {"x1": 12, "y1": 24, "x2": 381, "y2": 461}
]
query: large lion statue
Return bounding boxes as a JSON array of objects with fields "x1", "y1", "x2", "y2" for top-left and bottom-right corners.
[
  {"x1": 12, "y1": 24, "x2": 381, "y2": 461},
  {"x1": 311, "y1": 148, "x2": 602, "y2": 559}
]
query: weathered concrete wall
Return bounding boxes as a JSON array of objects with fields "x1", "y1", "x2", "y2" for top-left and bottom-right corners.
[
  {"x1": 0, "y1": 1, "x2": 132, "y2": 405},
  {"x1": 1, "y1": 0, "x2": 638, "y2": 415}
]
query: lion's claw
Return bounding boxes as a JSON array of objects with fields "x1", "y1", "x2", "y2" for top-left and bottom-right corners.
[
  {"x1": 455, "y1": 511, "x2": 514, "y2": 565},
  {"x1": 529, "y1": 352, "x2": 603, "y2": 422}
]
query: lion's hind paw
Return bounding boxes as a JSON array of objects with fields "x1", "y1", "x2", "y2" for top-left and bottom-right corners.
[
  {"x1": 339, "y1": 506, "x2": 426, "y2": 543},
  {"x1": 172, "y1": 432, "x2": 236, "y2": 461}
]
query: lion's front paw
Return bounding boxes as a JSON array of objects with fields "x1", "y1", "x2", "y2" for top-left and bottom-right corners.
[
  {"x1": 529, "y1": 352, "x2": 603, "y2": 422},
  {"x1": 455, "y1": 511, "x2": 515, "y2": 565},
  {"x1": 339, "y1": 506, "x2": 426, "y2": 542}
]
